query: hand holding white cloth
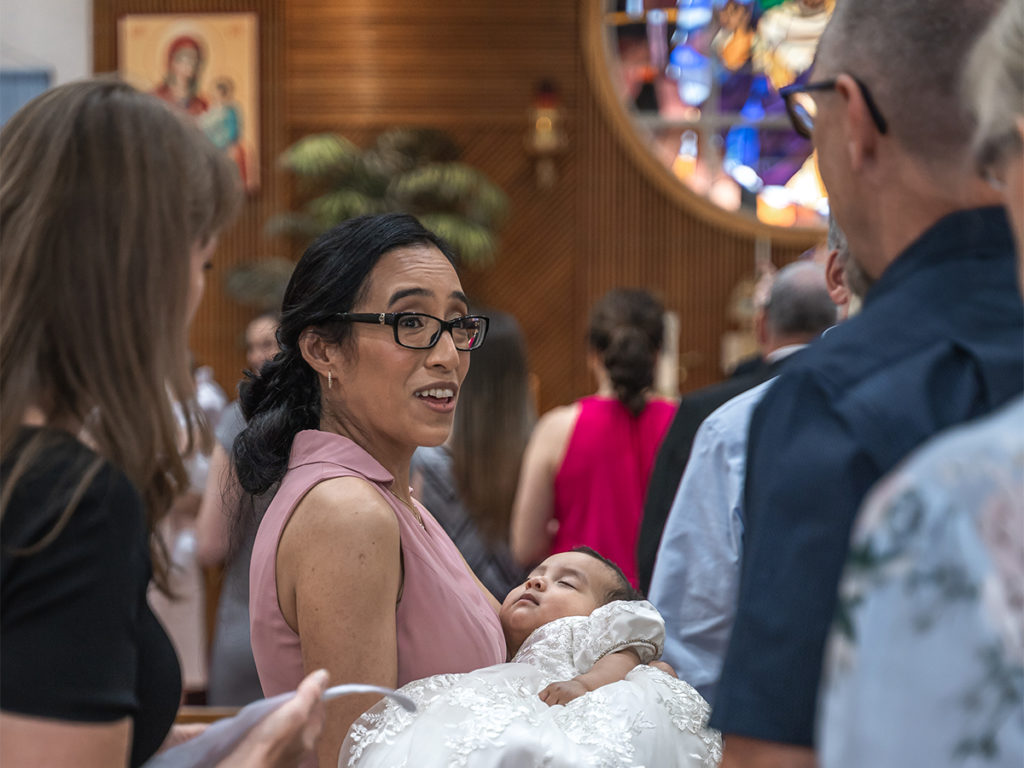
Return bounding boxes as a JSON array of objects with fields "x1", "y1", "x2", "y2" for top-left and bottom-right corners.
[{"x1": 144, "y1": 679, "x2": 414, "y2": 768}]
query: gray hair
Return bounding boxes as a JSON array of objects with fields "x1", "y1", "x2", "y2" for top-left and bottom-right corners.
[
  {"x1": 764, "y1": 261, "x2": 837, "y2": 336},
  {"x1": 817, "y1": 0, "x2": 1004, "y2": 160},
  {"x1": 965, "y1": 0, "x2": 1024, "y2": 173},
  {"x1": 826, "y1": 213, "x2": 848, "y2": 260}
]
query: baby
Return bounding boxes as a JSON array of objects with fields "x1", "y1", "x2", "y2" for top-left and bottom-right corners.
[{"x1": 341, "y1": 547, "x2": 722, "y2": 767}]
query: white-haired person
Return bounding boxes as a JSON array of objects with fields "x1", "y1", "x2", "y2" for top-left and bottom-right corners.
[
  {"x1": 711, "y1": 0, "x2": 1024, "y2": 763},
  {"x1": 818, "y1": 0, "x2": 1024, "y2": 765}
]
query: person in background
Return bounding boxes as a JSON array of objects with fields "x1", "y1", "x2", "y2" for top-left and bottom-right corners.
[
  {"x1": 0, "y1": 77, "x2": 326, "y2": 768},
  {"x1": 197, "y1": 310, "x2": 281, "y2": 706},
  {"x1": 242, "y1": 312, "x2": 281, "y2": 377},
  {"x1": 150, "y1": 358, "x2": 229, "y2": 704},
  {"x1": 649, "y1": 255, "x2": 848, "y2": 707},
  {"x1": 712, "y1": 0, "x2": 1024, "y2": 764},
  {"x1": 234, "y1": 213, "x2": 506, "y2": 767},
  {"x1": 410, "y1": 309, "x2": 532, "y2": 600},
  {"x1": 510, "y1": 288, "x2": 676, "y2": 587},
  {"x1": 637, "y1": 236, "x2": 841, "y2": 594},
  {"x1": 818, "y1": 1, "x2": 1024, "y2": 764}
]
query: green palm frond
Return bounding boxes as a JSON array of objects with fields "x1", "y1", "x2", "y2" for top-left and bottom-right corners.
[
  {"x1": 264, "y1": 212, "x2": 324, "y2": 239},
  {"x1": 373, "y1": 128, "x2": 461, "y2": 170},
  {"x1": 418, "y1": 213, "x2": 498, "y2": 268},
  {"x1": 356, "y1": 152, "x2": 402, "y2": 198},
  {"x1": 390, "y1": 163, "x2": 508, "y2": 226},
  {"x1": 270, "y1": 128, "x2": 507, "y2": 269},
  {"x1": 223, "y1": 257, "x2": 297, "y2": 310},
  {"x1": 462, "y1": 174, "x2": 509, "y2": 229},
  {"x1": 306, "y1": 189, "x2": 383, "y2": 229},
  {"x1": 279, "y1": 133, "x2": 360, "y2": 178}
]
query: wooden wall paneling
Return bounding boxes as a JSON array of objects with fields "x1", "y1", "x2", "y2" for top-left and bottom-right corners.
[
  {"x1": 279, "y1": 0, "x2": 817, "y2": 411},
  {"x1": 285, "y1": 0, "x2": 584, "y2": 414},
  {"x1": 455, "y1": 127, "x2": 580, "y2": 417},
  {"x1": 285, "y1": 0, "x2": 578, "y2": 129},
  {"x1": 93, "y1": 0, "x2": 818, "y2": 414},
  {"x1": 95, "y1": 0, "x2": 288, "y2": 399}
]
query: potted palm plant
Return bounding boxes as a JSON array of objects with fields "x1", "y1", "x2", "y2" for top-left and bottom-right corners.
[{"x1": 266, "y1": 127, "x2": 509, "y2": 268}]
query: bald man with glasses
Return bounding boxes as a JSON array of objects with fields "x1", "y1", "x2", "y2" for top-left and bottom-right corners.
[{"x1": 710, "y1": 1, "x2": 1024, "y2": 766}]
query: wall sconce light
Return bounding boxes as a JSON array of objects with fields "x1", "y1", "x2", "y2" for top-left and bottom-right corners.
[{"x1": 525, "y1": 80, "x2": 568, "y2": 190}]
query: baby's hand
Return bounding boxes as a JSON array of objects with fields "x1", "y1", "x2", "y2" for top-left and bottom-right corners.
[
  {"x1": 538, "y1": 679, "x2": 588, "y2": 706},
  {"x1": 649, "y1": 660, "x2": 678, "y2": 678}
]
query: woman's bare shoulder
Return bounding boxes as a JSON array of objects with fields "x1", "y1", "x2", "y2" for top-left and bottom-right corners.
[
  {"x1": 535, "y1": 402, "x2": 582, "y2": 439},
  {"x1": 289, "y1": 476, "x2": 399, "y2": 542},
  {"x1": 525, "y1": 402, "x2": 583, "y2": 469},
  {"x1": 276, "y1": 476, "x2": 402, "y2": 631}
]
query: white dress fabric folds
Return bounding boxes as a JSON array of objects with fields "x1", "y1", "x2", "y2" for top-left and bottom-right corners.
[{"x1": 341, "y1": 600, "x2": 722, "y2": 768}]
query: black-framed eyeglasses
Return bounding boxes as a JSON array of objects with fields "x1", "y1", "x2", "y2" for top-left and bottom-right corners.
[
  {"x1": 779, "y1": 76, "x2": 888, "y2": 140},
  {"x1": 337, "y1": 312, "x2": 489, "y2": 351}
]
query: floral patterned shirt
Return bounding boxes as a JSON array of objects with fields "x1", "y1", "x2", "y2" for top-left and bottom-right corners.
[{"x1": 819, "y1": 396, "x2": 1024, "y2": 767}]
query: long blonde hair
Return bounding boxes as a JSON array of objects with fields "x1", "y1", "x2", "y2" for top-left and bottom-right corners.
[{"x1": 0, "y1": 78, "x2": 240, "y2": 592}]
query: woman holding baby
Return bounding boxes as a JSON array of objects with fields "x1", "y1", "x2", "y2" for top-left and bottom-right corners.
[
  {"x1": 234, "y1": 213, "x2": 507, "y2": 766},
  {"x1": 236, "y1": 212, "x2": 718, "y2": 768}
]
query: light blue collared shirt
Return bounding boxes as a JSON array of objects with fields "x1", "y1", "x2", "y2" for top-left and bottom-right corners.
[{"x1": 648, "y1": 378, "x2": 775, "y2": 706}]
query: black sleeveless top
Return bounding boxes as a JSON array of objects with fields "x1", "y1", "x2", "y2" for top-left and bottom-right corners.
[{"x1": 1, "y1": 429, "x2": 181, "y2": 766}]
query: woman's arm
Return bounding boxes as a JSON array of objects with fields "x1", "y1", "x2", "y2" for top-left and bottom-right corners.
[
  {"x1": 1, "y1": 671, "x2": 329, "y2": 768},
  {"x1": 509, "y1": 405, "x2": 579, "y2": 567},
  {"x1": 0, "y1": 713, "x2": 131, "y2": 767},
  {"x1": 217, "y1": 668, "x2": 329, "y2": 767},
  {"x1": 276, "y1": 477, "x2": 402, "y2": 768},
  {"x1": 195, "y1": 442, "x2": 238, "y2": 567},
  {"x1": 537, "y1": 648, "x2": 643, "y2": 706}
]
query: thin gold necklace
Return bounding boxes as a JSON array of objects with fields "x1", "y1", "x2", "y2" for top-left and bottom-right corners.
[{"x1": 395, "y1": 493, "x2": 426, "y2": 531}]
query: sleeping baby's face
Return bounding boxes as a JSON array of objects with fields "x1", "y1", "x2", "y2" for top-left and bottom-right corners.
[{"x1": 499, "y1": 551, "x2": 614, "y2": 655}]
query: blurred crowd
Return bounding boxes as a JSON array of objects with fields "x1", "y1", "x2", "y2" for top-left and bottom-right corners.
[{"x1": 2, "y1": 1, "x2": 1022, "y2": 767}]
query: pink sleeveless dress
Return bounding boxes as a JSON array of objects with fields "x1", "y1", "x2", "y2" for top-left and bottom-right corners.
[
  {"x1": 249, "y1": 430, "x2": 506, "y2": 697},
  {"x1": 551, "y1": 396, "x2": 677, "y2": 587}
]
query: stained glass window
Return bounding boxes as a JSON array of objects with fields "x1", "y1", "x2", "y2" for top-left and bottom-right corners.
[{"x1": 605, "y1": 0, "x2": 832, "y2": 227}]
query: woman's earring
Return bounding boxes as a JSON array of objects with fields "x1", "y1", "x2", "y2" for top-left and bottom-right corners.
[{"x1": 327, "y1": 370, "x2": 333, "y2": 390}]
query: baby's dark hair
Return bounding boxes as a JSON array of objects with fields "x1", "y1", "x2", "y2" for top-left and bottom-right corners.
[{"x1": 572, "y1": 546, "x2": 642, "y2": 604}]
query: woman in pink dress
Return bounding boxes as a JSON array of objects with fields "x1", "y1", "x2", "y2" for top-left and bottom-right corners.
[
  {"x1": 233, "y1": 213, "x2": 505, "y2": 767},
  {"x1": 510, "y1": 289, "x2": 677, "y2": 587}
]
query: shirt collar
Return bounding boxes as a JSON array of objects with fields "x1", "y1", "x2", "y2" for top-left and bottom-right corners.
[
  {"x1": 863, "y1": 206, "x2": 1014, "y2": 309},
  {"x1": 288, "y1": 429, "x2": 394, "y2": 484},
  {"x1": 765, "y1": 344, "x2": 807, "y2": 364}
]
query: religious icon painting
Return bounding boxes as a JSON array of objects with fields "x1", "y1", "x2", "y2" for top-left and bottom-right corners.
[{"x1": 119, "y1": 12, "x2": 260, "y2": 192}]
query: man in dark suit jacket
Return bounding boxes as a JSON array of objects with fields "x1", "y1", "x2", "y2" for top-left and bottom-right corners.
[{"x1": 636, "y1": 260, "x2": 839, "y2": 594}]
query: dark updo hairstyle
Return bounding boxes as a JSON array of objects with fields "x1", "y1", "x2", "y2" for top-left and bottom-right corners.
[
  {"x1": 233, "y1": 213, "x2": 456, "y2": 497},
  {"x1": 587, "y1": 289, "x2": 664, "y2": 416}
]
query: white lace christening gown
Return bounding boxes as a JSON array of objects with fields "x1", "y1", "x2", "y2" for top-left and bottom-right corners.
[{"x1": 340, "y1": 600, "x2": 722, "y2": 768}]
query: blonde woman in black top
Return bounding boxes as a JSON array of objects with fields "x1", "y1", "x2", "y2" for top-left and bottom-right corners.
[{"x1": 0, "y1": 78, "x2": 327, "y2": 768}]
